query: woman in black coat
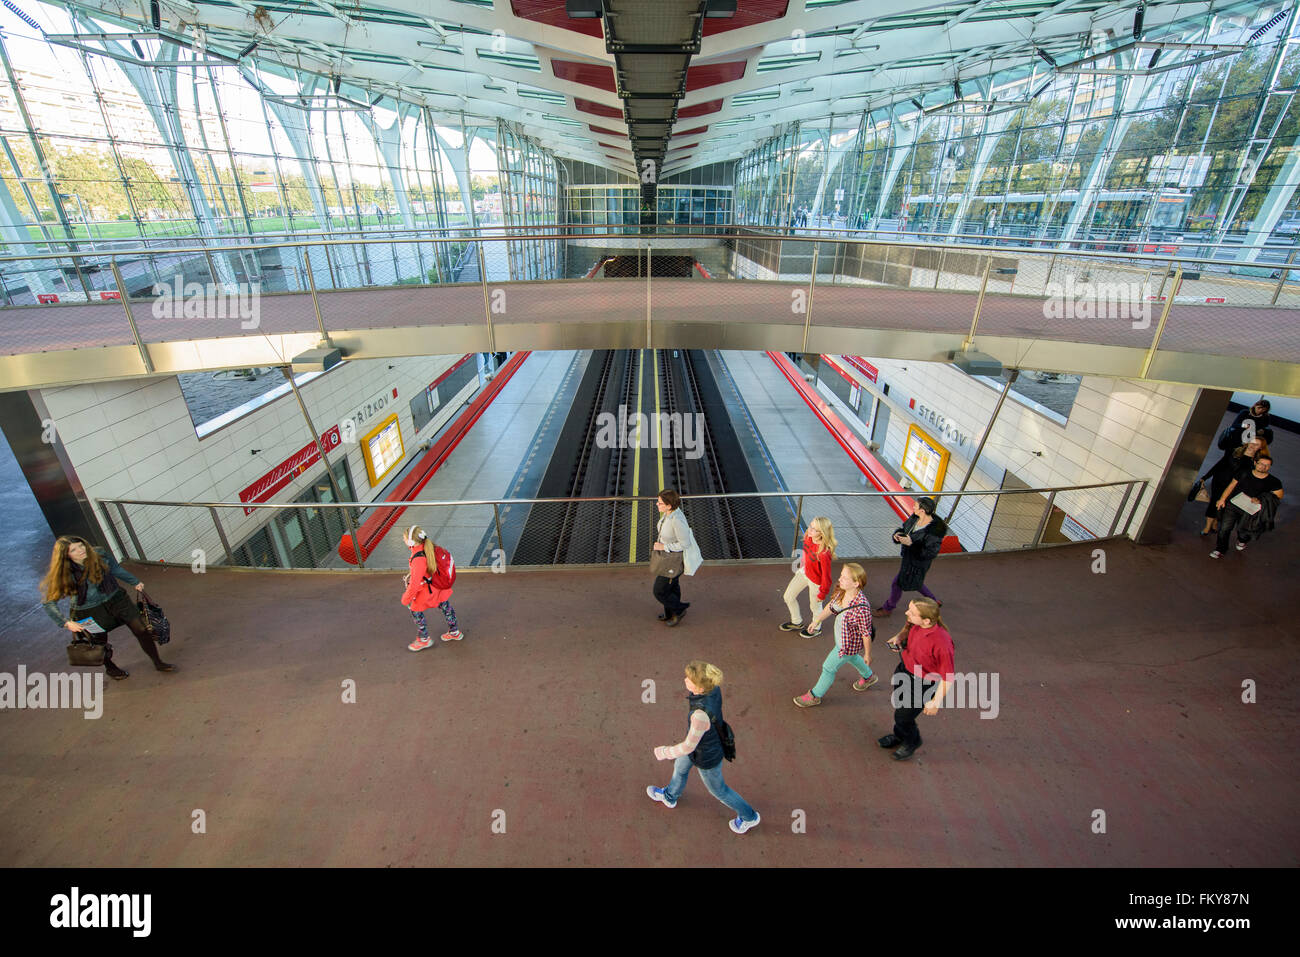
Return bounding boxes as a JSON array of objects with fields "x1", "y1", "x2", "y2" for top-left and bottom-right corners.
[{"x1": 875, "y1": 496, "x2": 946, "y2": 617}]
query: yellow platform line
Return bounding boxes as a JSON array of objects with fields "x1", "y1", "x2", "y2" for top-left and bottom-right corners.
[
  {"x1": 653, "y1": 348, "x2": 665, "y2": 491},
  {"x1": 629, "y1": 349, "x2": 645, "y2": 563}
]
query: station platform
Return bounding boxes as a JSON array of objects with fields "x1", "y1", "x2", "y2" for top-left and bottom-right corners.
[
  {"x1": 719, "y1": 350, "x2": 905, "y2": 555},
  {"x1": 351, "y1": 350, "x2": 584, "y2": 568}
]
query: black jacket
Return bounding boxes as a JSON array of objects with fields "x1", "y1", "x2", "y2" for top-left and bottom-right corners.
[
  {"x1": 891, "y1": 514, "x2": 948, "y2": 590},
  {"x1": 1239, "y1": 492, "x2": 1281, "y2": 537}
]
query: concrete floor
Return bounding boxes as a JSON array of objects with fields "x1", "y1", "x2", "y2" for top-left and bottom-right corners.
[{"x1": 1, "y1": 514, "x2": 1295, "y2": 866}]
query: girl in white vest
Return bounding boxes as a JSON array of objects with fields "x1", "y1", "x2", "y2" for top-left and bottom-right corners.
[{"x1": 652, "y1": 489, "x2": 703, "y2": 627}]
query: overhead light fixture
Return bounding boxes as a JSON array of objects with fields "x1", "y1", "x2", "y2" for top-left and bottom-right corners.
[
  {"x1": 565, "y1": 0, "x2": 603, "y2": 17},
  {"x1": 150, "y1": 0, "x2": 160, "y2": 30},
  {"x1": 950, "y1": 349, "x2": 1003, "y2": 377},
  {"x1": 238, "y1": 40, "x2": 259, "y2": 59},
  {"x1": 910, "y1": 98, "x2": 923, "y2": 111},
  {"x1": 1133, "y1": 3, "x2": 1146, "y2": 39},
  {"x1": 1036, "y1": 48, "x2": 1058, "y2": 68},
  {"x1": 1147, "y1": 48, "x2": 1162, "y2": 69},
  {"x1": 953, "y1": 79, "x2": 962, "y2": 99},
  {"x1": 332, "y1": 75, "x2": 341, "y2": 94},
  {"x1": 131, "y1": 39, "x2": 145, "y2": 59}
]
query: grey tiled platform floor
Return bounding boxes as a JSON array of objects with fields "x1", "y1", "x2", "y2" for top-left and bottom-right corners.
[{"x1": 720, "y1": 350, "x2": 904, "y2": 558}]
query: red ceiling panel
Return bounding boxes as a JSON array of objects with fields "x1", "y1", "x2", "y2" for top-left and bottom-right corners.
[
  {"x1": 575, "y1": 97, "x2": 624, "y2": 119},
  {"x1": 589, "y1": 124, "x2": 625, "y2": 136},
  {"x1": 678, "y1": 99, "x2": 723, "y2": 118},
  {"x1": 674, "y1": 125, "x2": 709, "y2": 136},
  {"x1": 552, "y1": 59, "x2": 617, "y2": 93},
  {"x1": 702, "y1": 0, "x2": 789, "y2": 36},
  {"x1": 685, "y1": 61, "x2": 746, "y2": 91},
  {"x1": 667, "y1": 143, "x2": 699, "y2": 152},
  {"x1": 510, "y1": 1, "x2": 604, "y2": 39},
  {"x1": 599, "y1": 141, "x2": 630, "y2": 151}
]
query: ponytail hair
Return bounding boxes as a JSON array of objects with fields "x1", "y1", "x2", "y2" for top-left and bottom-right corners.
[
  {"x1": 909, "y1": 597, "x2": 945, "y2": 629},
  {"x1": 405, "y1": 525, "x2": 437, "y2": 570},
  {"x1": 685, "y1": 660, "x2": 723, "y2": 692}
]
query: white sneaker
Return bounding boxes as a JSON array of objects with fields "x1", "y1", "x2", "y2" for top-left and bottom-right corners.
[
  {"x1": 646, "y1": 786, "x2": 677, "y2": 809},
  {"x1": 1235, "y1": 542, "x2": 1246, "y2": 552},
  {"x1": 1209, "y1": 551, "x2": 1222, "y2": 559},
  {"x1": 729, "y1": 812, "x2": 760, "y2": 834}
]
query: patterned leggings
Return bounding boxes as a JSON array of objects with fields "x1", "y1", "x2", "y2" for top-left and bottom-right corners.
[{"x1": 412, "y1": 601, "x2": 458, "y2": 638}]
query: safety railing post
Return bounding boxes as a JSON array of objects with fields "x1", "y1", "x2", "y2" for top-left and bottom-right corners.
[
  {"x1": 1031, "y1": 490, "x2": 1057, "y2": 547},
  {"x1": 493, "y1": 502, "x2": 506, "y2": 558},
  {"x1": 208, "y1": 506, "x2": 236, "y2": 566},
  {"x1": 791, "y1": 494, "x2": 805, "y2": 555},
  {"x1": 1107, "y1": 481, "x2": 1136, "y2": 538},
  {"x1": 301, "y1": 246, "x2": 329, "y2": 342},
  {"x1": 801, "y1": 243, "x2": 819, "y2": 353},
  {"x1": 479, "y1": 241, "x2": 496, "y2": 353},
  {"x1": 109, "y1": 259, "x2": 154, "y2": 374}
]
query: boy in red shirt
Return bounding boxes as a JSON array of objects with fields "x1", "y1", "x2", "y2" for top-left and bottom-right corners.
[{"x1": 880, "y1": 598, "x2": 955, "y2": 761}]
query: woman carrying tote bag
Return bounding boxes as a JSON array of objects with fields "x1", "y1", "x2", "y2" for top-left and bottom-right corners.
[{"x1": 652, "y1": 489, "x2": 703, "y2": 627}]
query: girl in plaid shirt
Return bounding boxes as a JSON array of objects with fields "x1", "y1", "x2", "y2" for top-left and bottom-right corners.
[{"x1": 794, "y1": 563, "x2": 877, "y2": 707}]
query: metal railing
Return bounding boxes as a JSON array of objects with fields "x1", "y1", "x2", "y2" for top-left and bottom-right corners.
[
  {"x1": 1, "y1": 228, "x2": 1295, "y2": 377},
  {"x1": 96, "y1": 480, "x2": 1150, "y2": 572}
]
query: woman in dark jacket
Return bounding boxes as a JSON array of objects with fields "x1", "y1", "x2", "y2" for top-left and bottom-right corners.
[
  {"x1": 875, "y1": 496, "x2": 946, "y2": 617},
  {"x1": 1199, "y1": 437, "x2": 1268, "y2": 536},
  {"x1": 40, "y1": 535, "x2": 176, "y2": 679}
]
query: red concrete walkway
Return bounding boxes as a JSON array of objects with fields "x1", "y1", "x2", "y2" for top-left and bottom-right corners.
[{"x1": 1, "y1": 521, "x2": 1296, "y2": 866}]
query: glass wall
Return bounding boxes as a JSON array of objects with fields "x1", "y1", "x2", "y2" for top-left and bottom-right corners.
[{"x1": 732, "y1": 2, "x2": 1300, "y2": 260}]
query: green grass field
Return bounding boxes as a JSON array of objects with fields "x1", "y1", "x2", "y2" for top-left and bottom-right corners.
[{"x1": 17, "y1": 213, "x2": 472, "y2": 246}]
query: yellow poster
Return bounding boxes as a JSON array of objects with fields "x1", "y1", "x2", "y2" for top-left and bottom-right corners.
[
  {"x1": 363, "y1": 414, "x2": 405, "y2": 486},
  {"x1": 902, "y1": 424, "x2": 949, "y2": 490}
]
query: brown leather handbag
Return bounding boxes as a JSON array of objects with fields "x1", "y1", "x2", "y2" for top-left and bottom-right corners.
[
  {"x1": 649, "y1": 549, "x2": 684, "y2": 579},
  {"x1": 67, "y1": 638, "x2": 111, "y2": 667}
]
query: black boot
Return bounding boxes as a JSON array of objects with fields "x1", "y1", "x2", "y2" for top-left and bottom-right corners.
[
  {"x1": 103, "y1": 646, "x2": 129, "y2": 680},
  {"x1": 135, "y1": 631, "x2": 178, "y2": 673}
]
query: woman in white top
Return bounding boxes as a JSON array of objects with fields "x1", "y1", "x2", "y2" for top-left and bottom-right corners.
[{"x1": 653, "y1": 488, "x2": 703, "y2": 627}]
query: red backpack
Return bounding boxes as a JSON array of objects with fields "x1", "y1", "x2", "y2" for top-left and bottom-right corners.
[{"x1": 417, "y1": 545, "x2": 456, "y2": 592}]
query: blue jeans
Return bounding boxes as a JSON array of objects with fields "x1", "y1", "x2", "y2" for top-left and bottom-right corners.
[
  {"x1": 811, "y1": 646, "x2": 872, "y2": 697},
  {"x1": 663, "y1": 754, "x2": 757, "y2": 823}
]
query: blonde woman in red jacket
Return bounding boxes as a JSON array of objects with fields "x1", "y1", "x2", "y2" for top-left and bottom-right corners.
[
  {"x1": 402, "y1": 525, "x2": 463, "y2": 651},
  {"x1": 780, "y1": 516, "x2": 836, "y2": 638}
]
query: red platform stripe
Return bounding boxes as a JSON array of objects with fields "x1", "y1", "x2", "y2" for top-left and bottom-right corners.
[{"x1": 337, "y1": 352, "x2": 532, "y2": 564}]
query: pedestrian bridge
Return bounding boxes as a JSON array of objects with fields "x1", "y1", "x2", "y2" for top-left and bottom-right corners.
[{"x1": 2, "y1": 229, "x2": 1297, "y2": 395}]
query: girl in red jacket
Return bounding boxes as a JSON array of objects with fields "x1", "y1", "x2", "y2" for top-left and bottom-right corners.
[
  {"x1": 780, "y1": 516, "x2": 836, "y2": 638},
  {"x1": 402, "y1": 525, "x2": 462, "y2": 651}
]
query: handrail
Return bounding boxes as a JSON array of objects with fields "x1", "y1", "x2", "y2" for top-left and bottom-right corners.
[
  {"x1": 0, "y1": 228, "x2": 1278, "y2": 269},
  {"x1": 99, "y1": 479, "x2": 1148, "y2": 511}
]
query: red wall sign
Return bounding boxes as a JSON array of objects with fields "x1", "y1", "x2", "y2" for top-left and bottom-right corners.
[
  {"x1": 37, "y1": 293, "x2": 60, "y2": 304},
  {"x1": 841, "y1": 355, "x2": 879, "y2": 383},
  {"x1": 238, "y1": 425, "x2": 342, "y2": 515}
]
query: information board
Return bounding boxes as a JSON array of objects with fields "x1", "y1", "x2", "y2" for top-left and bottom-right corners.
[
  {"x1": 362, "y1": 414, "x2": 405, "y2": 486},
  {"x1": 901, "y1": 424, "x2": 950, "y2": 490}
]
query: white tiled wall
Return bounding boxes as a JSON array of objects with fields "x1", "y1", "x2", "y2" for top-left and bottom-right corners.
[
  {"x1": 40, "y1": 356, "x2": 478, "y2": 562},
  {"x1": 838, "y1": 357, "x2": 1199, "y2": 549}
]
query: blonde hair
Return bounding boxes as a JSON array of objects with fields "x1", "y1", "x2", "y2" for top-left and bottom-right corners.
[
  {"x1": 685, "y1": 660, "x2": 723, "y2": 692},
  {"x1": 830, "y1": 562, "x2": 867, "y2": 606},
  {"x1": 809, "y1": 517, "x2": 837, "y2": 557},
  {"x1": 405, "y1": 525, "x2": 437, "y2": 570}
]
